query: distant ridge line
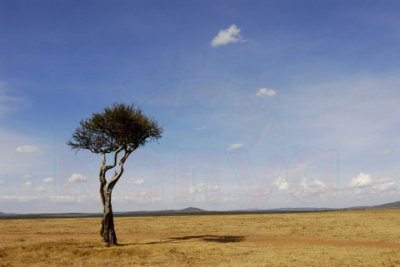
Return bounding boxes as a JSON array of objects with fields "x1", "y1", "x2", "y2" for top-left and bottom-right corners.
[{"x1": 1, "y1": 201, "x2": 399, "y2": 219}]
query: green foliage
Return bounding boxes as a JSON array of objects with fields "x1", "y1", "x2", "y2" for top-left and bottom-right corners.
[{"x1": 68, "y1": 103, "x2": 163, "y2": 154}]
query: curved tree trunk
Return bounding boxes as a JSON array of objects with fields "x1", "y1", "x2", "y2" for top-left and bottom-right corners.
[
  {"x1": 98, "y1": 149, "x2": 131, "y2": 246},
  {"x1": 100, "y1": 191, "x2": 117, "y2": 246}
]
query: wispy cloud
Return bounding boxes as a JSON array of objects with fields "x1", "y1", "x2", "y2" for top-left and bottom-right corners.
[
  {"x1": 212, "y1": 185, "x2": 221, "y2": 192},
  {"x1": 23, "y1": 181, "x2": 45, "y2": 192},
  {"x1": 348, "y1": 172, "x2": 397, "y2": 194},
  {"x1": 294, "y1": 178, "x2": 328, "y2": 197},
  {"x1": 49, "y1": 194, "x2": 93, "y2": 203},
  {"x1": 256, "y1": 88, "x2": 277, "y2": 97},
  {"x1": 0, "y1": 195, "x2": 41, "y2": 202},
  {"x1": 378, "y1": 148, "x2": 393, "y2": 156},
  {"x1": 211, "y1": 24, "x2": 244, "y2": 47},
  {"x1": 16, "y1": 145, "x2": 40, "y2": 154},
  {"x1": 189, "y1": 182, "x2": 204, "y2": 194},
  {"x1": 273, "y1": 176, "x2": 290, "y2": 191},
  {"x1": 0, "y1": 81, "x2": 25, "y2": 115},
  {"x1": 349, "y1": 172, "x2": 373, "y2": 188},
  {"x1": 43, "y1": 177, "x2": 54, "y2": 183},
  {"x1": 67, "y1": 173, "x2": 88, "y2": 183},
  {"x1": 132, "y1": 178, "x2": 144, "y2": 185},
  {"x1": 117, "y1": 191, "x2": 162, "y2": 203},
  {"x1": 227, "y1": 143, "x2": 244, "y2": 152},
  {"x1": 371, "y1": 178, "x2": 396, "y2": 193}
]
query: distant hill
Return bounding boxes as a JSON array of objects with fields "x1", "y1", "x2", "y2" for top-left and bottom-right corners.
[
  {"x1": 372, "y1": 201, "x2": 400, "y2": 209},
  {"x1": 346, "y1": 200, "x2": 400, "y2": 210},
  {"x1": 1, "y1": 201, "x2": 399, "y2": 219},
  {"x1": 179, "y1": 207, "x2": 205, "y2": 213},
  {"x1": 0, "y1": 212, "x2": 16, "y2": 217}
]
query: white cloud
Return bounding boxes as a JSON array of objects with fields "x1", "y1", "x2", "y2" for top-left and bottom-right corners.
[
  {"x1": 273, "y1": 176, "x2": 290, "y2": 191},
  {"x1": 118, "y1": 191, "x2": 162, "y2": 203},
  {"x1": 372, "y1": 178, "x2": 397, "y2": 192},
  {"x1": 211, "y1": 24, "x2": 244, "y2": 47},
  {"x1": 349, "y1": 172, "x2": 373, "y2": 188},
  {"x1": 0, "y1": 131, "x2": 53, "y2": 184},
  {"x1": 0, "y1": 195, "x2": 41, "y2": 202},
  {"x1": 256, "y1": 88, "x2": 277, "y2": 97},
  {"x1": 212, "y1": 185, "x2": 221, "y2": 192},
  {"x1": 49, "y1": 194, "x2": 91, "y2": 203},
  {"x1": 33, "y1": 186, "x2": 46, "y2": 193},
  {"x1": 50, "y1": 195, "x2": 81, "y2": 203},
  {"x1": 189, "y1": 182, "x2": 204, "y2": 194},
  {"x1": 227, "y1": 143, "x2": 244, "y2": 152},
  {"x1": 295, "y1": 178, "x2": 328, "y2": 197},
  {"x1": 22, "y1": 181, "x2": 44, "y2": 192},
  {"x1": 348, "y1": 173, "x2": 397, "y2": 195},
  {"x1": 16, "y1": 145, "x2": 40, "y2": 154},
  {"x1": 132, "y1": 178, "x2": 144, "y2": 185},
  {"x1": 67, "y1": 173, "x2": 88, "y2": 183},
  {"x1": 355, "y1": 177, "x2": 396, "y2": 194},
  {"x1": 0, "y1": 193, "x2": 96, "y2": 204},
  {"x1": 249, "y1": 187, "x2": 270, "y2": 197},
  {"x1": 43, "y1": 177, "x2": 54, "y2": 183}
]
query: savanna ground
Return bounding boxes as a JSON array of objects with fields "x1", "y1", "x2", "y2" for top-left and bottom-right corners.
[{"x1": 0, "y1": 210, "x2": 399, "y2": 266}]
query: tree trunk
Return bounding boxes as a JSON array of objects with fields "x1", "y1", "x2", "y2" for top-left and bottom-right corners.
[
  {"x1": 100, "y1": 191, "x2": 117, "y2": 246},
  {"x1": 98, "y1": 149, "x2": 130, "y2": 246}
]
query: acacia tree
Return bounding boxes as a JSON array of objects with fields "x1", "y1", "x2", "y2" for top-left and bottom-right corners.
[{"x1": 68, "y1": 103, "x2": 162, "y2": 246}]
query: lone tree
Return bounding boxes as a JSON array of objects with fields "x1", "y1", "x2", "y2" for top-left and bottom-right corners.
[{"x1": 68, "y1": 103, "x2": 162, "y2": 246}]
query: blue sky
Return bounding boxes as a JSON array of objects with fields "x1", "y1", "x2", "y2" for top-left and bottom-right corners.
[{"x1": 1, "y1": 0, "x2": 400, "y2": 213}]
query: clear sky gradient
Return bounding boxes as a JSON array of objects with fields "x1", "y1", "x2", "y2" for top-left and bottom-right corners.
[{"x1": 1, "y1": 0, "x2": 400, "y2": 213}]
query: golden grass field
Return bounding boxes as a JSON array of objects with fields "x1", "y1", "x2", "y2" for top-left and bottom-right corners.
[{"x1": 0, "y1": 210, "x2": 400, "y2": 266}]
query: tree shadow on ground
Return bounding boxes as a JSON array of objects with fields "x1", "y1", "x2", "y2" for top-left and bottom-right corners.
[
  {"x1": 169, "y1": 235, "x2": 245, "y2": 243},
  {"x1": 121, "y1": 235, "x2": 245, "y2": 246}
]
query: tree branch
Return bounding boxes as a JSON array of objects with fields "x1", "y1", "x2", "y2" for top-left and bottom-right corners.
[
  {"x1": 119, "y1": 149, "x2": 132, "y2": 166},
  {"x1": 105, "y1": 147, "x2": 123, "y2": 171},
  {"x1": 106, "y1": 150, "x2": 132, "y2": 192}
]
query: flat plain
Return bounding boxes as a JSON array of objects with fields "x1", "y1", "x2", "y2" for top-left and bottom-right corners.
[{"x1": 0, "y1": 210, "x2": 400, "y2": 266}]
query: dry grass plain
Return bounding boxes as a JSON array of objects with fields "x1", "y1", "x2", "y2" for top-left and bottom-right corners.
[{"x1": 0, "y1": 210, "x2": 400, "y2": 266}]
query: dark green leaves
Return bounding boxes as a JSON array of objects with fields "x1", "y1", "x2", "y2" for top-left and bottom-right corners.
[{"x1": 68, "y1": 103, "x2": 163, "y2": 154}]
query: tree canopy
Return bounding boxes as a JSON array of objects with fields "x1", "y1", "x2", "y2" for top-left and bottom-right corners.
[{"x1": 68, "y1": 103, "x2": 163, "y2": 154}]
